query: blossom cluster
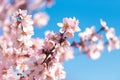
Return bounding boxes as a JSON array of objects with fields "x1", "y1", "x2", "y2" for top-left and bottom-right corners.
[
  {"x1": 72, "y1": 19, "x2": 120, "y2": 60},
  {"x1": 0, "y1": 9, "x2": 75, "y2": 80},
  {"x1": 0, "y1": 0, "x2": 51, "y2": 29},
  {"x1": 0, "y1": 0, "x2": 120, "y2": 80}
]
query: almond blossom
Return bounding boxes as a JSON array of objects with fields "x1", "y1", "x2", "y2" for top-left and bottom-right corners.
[
  {"x1": 87, "y1": 40, "x2": 104, "y2": 60},
  {"x1": 33, "y1": 12, "x2": 49, "y2": 27},
  {"x1": 107, "y1": 36, "x2": 120, "y2": 52},
  {"x1": 106, "y1": 28, "x2": 115, "y2": 40},
  {"x1": 0, "y1": 1, "x2": 120, "y2": 80},
  {"x1": 12, "y1": 9, "x2": 34, "y2": 47},
  {"x1": 79, "y1": 26, "x2": 95, "y2": 41},
  {"x1": 57, "y1": 17, "x2": 80, "y2": 38},
  {"x1": 71, "y1": 19, "x2": 120, "y2": 60},
  {"x1": 100, "y1": 19, "x2": 120, "y2": 52}
]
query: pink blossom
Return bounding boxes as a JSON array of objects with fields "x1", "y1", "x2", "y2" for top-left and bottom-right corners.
[
  {"x1": 0, "y1": 1, "x2": 120, "y2": 79},
  {"x1": 88, "y1": 49, "x2": 101, "y2": 60},
  {"x1": 33, "y1": 12, "x2": 49, "y2": 27},
  {"x1": 45, "y1": 62, "x2": 66, "y2": 80},
  {"x1": 79, "y1": 26, "x2": 95, "y2": 41},
  {"x1": 45, "y1": 31, "x2": 56, "y2": 40},
  {"x1": 43, "y1": 39, "x2": 55, "y2": 51},
  {"x1": 55, "y1": 44, "x2": 74, "y2": 62},
  {"x1": 107, "y1": 36, "x2": 120, "y2": 52},
  {"x1": 106, "y1": 28, "x2": 115, "y2": 40},
  {"x1": 12, "y1": 9, "x2": 34, "y2": 47},
  {"x1": 87, "y1": 41, "x2": 104, "y2": 60},
  {"x1": 57, "y1": 17, "x2": 80, "y2": 38}
]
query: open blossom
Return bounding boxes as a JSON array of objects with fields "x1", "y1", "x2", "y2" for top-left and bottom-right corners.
[
  {"x1": 88, "y1": 49, "x2": 101, "y2": 60},
  {"x1": 79, "y1": 26, "x2": 95, "y2": 41},
  {"x1": 45, "y1": 31, "x2": 64, "y2": 43},
  {"x1": 57, "y1": 17, "x2": 80, "y2": 32},
  {"x1": 43, "y1": 39, "x2": 55, "y2": 51},
  {"x1": 107, "y1": 36, "x2": 120, "y2": 52},
  {"x1": 45, "y1": 62, "x2": 66, "y2": 80},
  {"x1": 106, "y1": 28, "x2": 115, "y2": 40},
  {"x1": 13, "y1": 9, "x2": 34, "y2": 34},
  {"x1": 0, "y1": 1, "x2": 71, "y2": 80},
  {"x1": 45, "y1": 31, "x2": 56, "y2": 40},
  {"x1": 33, "y1": 12, "x2": 49, "y2": 27},
  {"x1": 77, "y1": 25, "x2": 104, "y2": 60},
  {"x1": 78, "y1": 40, "x2": 104, "y2": 60},
  {"x1": 100, "y1": 19, "x2": 120, "y2": 52},
  {"x1": 0, "y1": 1, "x2": 120, "y2": 79},
  {"x1": 57, "y1": 17, "x2": 80, "y2": 38},
  {"x1": 55, "y1": 45, "x2": 74, "y2": 62},
  {"x1": 87, "y1": 41, "x2": 104, "y2": 60},
  {"x1": 12, "y1": 9, "x2": 34, "y2": 47},
  {"x1": 26, "y1": 57, "x2": 46, "y2": 80}
]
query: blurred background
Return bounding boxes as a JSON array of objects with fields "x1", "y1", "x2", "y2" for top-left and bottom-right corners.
[{"x1": 34, "y1": 0, "x2": 120, "y2": 80}]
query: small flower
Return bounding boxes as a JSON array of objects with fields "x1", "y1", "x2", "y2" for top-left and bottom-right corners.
[
  {"x1": 106, "y1": 28, "x2": 115, "y2": 40},
  {"x1": 57, "y1": 17, "x2": 80, "y2": 33},
  {"x1": 33, "y1": 12, "x2": 49, "y2": 27},
  {"x1": 45, "y1": 62, "x2": 66, "y2": 80},
  {"x1": 78, "y1": 26, "x2": 95, "y2": 41},
  {"x1": 43, "y1": 39, "x2": 55, "y2": 51},
  {"x1": 87, "y1": 42, "x2": 103, "y2": 60},
  {"x1": 88, "y1": 50, "x2": 101, "y2": 60},
  {"x1": 45, "y1": 31, "x2": 56, "y2": 40},
  {"x1": 12, "y1": 9, "x2": 34, "y2": 47},
  {"x1": 64, "y1": 29, "x2": 74, "y2": 38},
  {"x1": 55, "y1": 45, "x2": 74, "y2": 62},
  {"x1": 107, "y1": 36, "x2": 120, "y2": 52}
]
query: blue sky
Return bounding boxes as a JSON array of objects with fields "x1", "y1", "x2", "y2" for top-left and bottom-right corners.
[{"x1": 34, "y1": 0, "x2": 120, "y2": 80}]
